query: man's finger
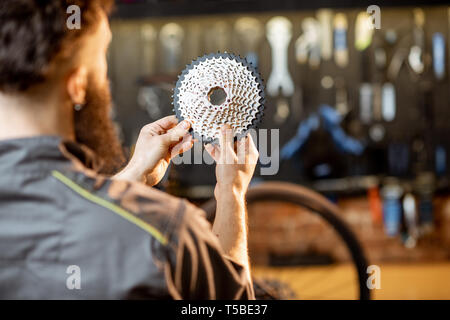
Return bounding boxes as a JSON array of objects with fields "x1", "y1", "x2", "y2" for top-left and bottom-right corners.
[
  {"x1": 161, "y1": 120, "x2": 191, "y2": 145},
  {"x1": 153, "y1": 115, "x2": 179, "y2": 131},
  {"x1": 237, "y1": 136, "x2": 250, "y2": 164},
  {"x1": 141, "y1": 115, "x2": 179, "y2": 136},
  {"x1": 249, "y1": 134, "x2": 259, "y2": 164},
  {"x1": 205, "y1": 143, "x2": 220, "y2": 162},
  {"x1": 170, "y1": 135, "x2": 194, "y2": 159},
  {"x1": 218, "y1": 124, "x2": 235, "y2": 164}
]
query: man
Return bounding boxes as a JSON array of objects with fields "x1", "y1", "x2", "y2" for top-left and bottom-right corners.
[{"x1": 0, "y1": 0, "x2": 258, "y2": 299}]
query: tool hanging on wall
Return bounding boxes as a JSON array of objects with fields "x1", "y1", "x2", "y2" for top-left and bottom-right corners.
[
  {"x1": 205, "y1": 21, "x2": 230, "y2": 53},
  {"x1": 281, "y1": 105, "x2": 365, "y2": 159},
  {"x1": 381, "y1": 179, "x2": 403, "y2": 237},
  {"x1": 408, "y1": 8, "x2": 425, "y2": 75},
  {"x1": 292, "y1": 16, "x2": 317, "y2": 121},
  {"x1": 355, "y1": 10, "x2": 376, "y2": 125},
  {"x1": 333, "y1": 13, "x2": 349, "y2": 68},
  {"x1": 354, "y1": 11, "x2": 374, "y2": 52},
  {"x1": 295, "y1": 17, "x2": 321, "y2": 69},
  {"x1": 381, "y1": 83, "x2": 396, "y2": 122},
  {"x1": 266, "y1": 16, "x2": 294, "y2": 124},
  {"x1": 372, "y1": 83, "x2": 382, "y2": 121},
  {"x1": 387, "y1": 48, "x2": 408, "y2": 81},
  {"x1": 414, "y1": 172, "x2": 435, "y2": 235},
  {"x1": 359, "y1": 83, "x2": 373, "y2": 124},
  {"x1": 140, "y1": 24, "x2": 157, "y2": 75},
  {"x1": 266, "y1": 16, "x2": 295, "y2": 97},
  {"x1": 432, "y1": 32, "x2": 446, "y2": 80},
  {"x1": 370, "y1": 32, "x2": 391, "y2": 135},
  {"x1": 357, "y1": 13, "x2": 379, "y2": 127},
  {"x1": 160, "y1": 22, "x2": 184, "y2": 74},
  {"x1": 372, "y1": 30, "x2": 397, "y2": 124},
  {"x1": 367, "y1": 179, "x2": 383, "y2": 226},
  {"x1": 435, "y1": 145, "x2": 447, "y2": 176},
  {"x1": 317, "y1": 9, "x2": 333, "y2": 61},
  {"x1": 386, "y1": 30, "x2": 410, "y2": 82},
  {"x1": 402, "y1": 191, "x2": 419, "y2": 248},
  {"x1": 387, "y1": 47, "x2": 408, "y2": 81},
  {"x1": 235, "y1": 17, "x2": 264, "y2": 67}
]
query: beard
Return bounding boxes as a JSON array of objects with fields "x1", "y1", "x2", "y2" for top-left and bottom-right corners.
[{"x1": 74, "y1": 76, "x2": 126, "y2": 175}]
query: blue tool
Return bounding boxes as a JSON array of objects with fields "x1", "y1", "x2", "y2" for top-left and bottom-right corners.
[
  {"x1": 381, "y1": 182, "x2": 403, "y2": 237},
  {"x1": 432, "y1": 32, "x2": 445, "y2": 80},
  {"x1": 281, "y1": 105, "x2": 365, "y2": 159},
  {"x1": 435, "y1": 145, "x2": 447, "y2": 176}
]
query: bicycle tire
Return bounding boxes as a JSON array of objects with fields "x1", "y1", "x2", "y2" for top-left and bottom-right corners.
[{"x1": 201, "y1": 181, "x2": 371, "y2": 300}]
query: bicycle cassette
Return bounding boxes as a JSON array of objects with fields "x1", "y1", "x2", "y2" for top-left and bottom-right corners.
[{"x1": 173, "y1": 53, "x2": 265, "y2": 144}]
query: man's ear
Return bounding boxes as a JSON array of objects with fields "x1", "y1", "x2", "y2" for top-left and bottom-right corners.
[{"x1": 66, "y1": 67, "x2": 88, "y2": 105}]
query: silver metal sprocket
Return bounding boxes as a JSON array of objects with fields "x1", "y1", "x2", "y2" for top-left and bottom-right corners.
[{"x1": 173, "y1": 52, "x2": 265, "y2": 144}]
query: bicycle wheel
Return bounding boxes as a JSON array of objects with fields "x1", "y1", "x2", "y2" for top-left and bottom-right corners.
[{"x1": 201, "y1": 181, "x2": 371, "y2": 300}]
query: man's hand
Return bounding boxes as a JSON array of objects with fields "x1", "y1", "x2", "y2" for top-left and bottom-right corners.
[
  {"x1": 205, "y1": 124, "x2": 259, "y2": 284},
  {"x1": 205, "y1": 124, "x2": 259, "y2": 198},
  {"x1": 114, "y1": 116, "x2": 193, "y2": 186}
]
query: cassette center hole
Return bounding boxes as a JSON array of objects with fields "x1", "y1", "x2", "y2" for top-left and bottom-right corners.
[{"x1": 208, "y1": 87, "x2": 227, "y2": 106}]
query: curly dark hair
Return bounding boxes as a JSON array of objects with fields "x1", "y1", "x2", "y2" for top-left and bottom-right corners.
[{"x1": 0, "y1": 0, "x2": 114, "y2": 93}]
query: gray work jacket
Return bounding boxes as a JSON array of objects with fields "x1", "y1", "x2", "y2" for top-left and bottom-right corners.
[{"x1": 0, "y1": 136, "x2": 253, "y2": 299}]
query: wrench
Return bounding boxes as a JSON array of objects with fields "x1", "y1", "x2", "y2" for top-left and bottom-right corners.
[
  {"x1": 295, "y1": 17, "x2": 321, "y2": 68},
  {"x1": 317, "y1": 9, "x2": 333, "y2": 60},
  {"x1": 266, "y1": 16, "x2": 294, "y2": 97},
  {"x1": 354, "y1": 11, "x2": 374, "y2": 51},
  {"x1": 381, "y1": 82, "x2": 396, "y2": 122},
  {"x1": 333, "y1": 13, "x2": 349, "y2": 68},
  {"x1": 408, "y1": 8, "x2": 425, "y2": 74}
]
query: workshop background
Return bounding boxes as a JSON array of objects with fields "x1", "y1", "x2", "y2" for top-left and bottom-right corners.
[{"x1": 107, "y1": 0, "x2": 450, "y2": 299}]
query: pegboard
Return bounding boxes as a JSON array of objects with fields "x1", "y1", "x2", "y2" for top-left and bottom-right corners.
[{"x1": 108, "y1": 5, "x2": 450, "y2": 196}]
